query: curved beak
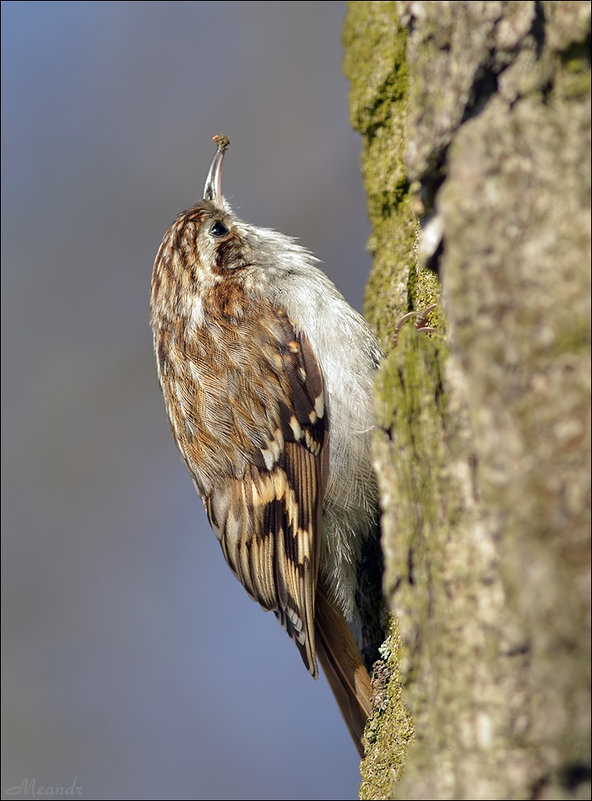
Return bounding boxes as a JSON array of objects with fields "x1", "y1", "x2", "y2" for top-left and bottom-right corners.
[{"x1": 203, "y1": 134, "x2": 230, "y2": 202}]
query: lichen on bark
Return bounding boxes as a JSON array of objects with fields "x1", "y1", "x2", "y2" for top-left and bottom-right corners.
[{"x1": 343, "y1": 2, "x2": 591, "y2": 799}]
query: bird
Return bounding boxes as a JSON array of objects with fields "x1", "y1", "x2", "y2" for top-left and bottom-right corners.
[{"x1": 150, "y1": 135, "x2": 384, "y2": 755}]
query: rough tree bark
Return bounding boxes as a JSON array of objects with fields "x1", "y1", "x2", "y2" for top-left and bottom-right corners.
[{"x1": 343, "y1": 3, "x2": 591, "y2": 799}]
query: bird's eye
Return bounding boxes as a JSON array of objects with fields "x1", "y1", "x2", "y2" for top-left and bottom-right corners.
[{"x1": 210, "y1": 220, "x2": 229, "y2": 238}]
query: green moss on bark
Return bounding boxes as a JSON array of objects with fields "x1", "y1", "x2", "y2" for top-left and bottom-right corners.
[
  {"x1": 359, "y1": 618, "x2": 414, "y2": 800},
  {"x1": 343, "y1": 4, "x2": 448, "y2": 796},
  {"x1": 343, "y1": 1, "x2": 441, "y2": 352}
]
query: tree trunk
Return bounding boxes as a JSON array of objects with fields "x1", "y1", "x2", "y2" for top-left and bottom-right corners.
[{"x1": 343, "y1": 2, "x2": 591, "y2": 798}]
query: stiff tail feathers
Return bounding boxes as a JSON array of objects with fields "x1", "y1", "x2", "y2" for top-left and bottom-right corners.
[{"x1": 315, "y1": 584, "x2": 373, "y2": 757}]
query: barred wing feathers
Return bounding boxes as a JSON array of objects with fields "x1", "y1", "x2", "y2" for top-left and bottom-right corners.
[{"x1": 205, "y1": 323, "x2": 327, "y2": 677}]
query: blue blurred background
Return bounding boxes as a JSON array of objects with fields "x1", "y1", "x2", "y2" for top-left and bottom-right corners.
[{"x1": 1, "y1": 2, "x2": 373, "y2": 798}]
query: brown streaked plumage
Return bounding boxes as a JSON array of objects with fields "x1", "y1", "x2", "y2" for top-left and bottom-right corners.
[{"x1": 150, "y1": 136, "x2": 382, "y2": 756}]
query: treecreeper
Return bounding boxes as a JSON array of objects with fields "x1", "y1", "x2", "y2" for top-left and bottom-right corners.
[{"x1": 150, "y1": 136, "x2": 385, "y2": 755}]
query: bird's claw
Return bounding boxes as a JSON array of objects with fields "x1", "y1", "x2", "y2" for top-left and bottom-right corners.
[{"x1": 393, "y1": 304, "x2": 438, "y2": 348}]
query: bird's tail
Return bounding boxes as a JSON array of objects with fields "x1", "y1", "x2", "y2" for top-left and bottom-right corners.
[{"x1": 315, "y1": 583, "x2": 373, "y2": 757}]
